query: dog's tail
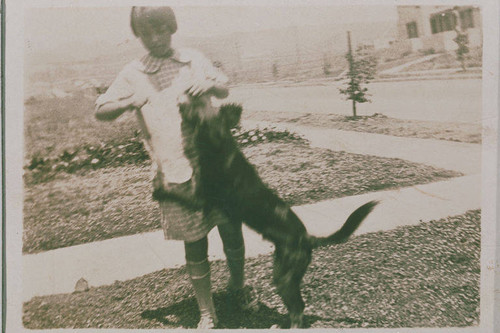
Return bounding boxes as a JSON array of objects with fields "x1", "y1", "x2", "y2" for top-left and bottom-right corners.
[{"x1": 310, "y1": 200, "x2": 379, "y2": 248}]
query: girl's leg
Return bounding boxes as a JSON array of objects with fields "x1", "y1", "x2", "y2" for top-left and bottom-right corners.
[
  {"x1": 217, "y1": 219, "x2": 259, "y2": 311},
  {"x1": 217, "y1": 220, "x2": 245, "y2": 290},
  {"x1": 184, "y1": 237, "x2": 217, "y2": 329}
]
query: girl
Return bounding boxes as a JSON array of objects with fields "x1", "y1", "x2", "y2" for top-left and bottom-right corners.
[{"x1": 95, "y1": 6, "x2": 256, "y2": 329}]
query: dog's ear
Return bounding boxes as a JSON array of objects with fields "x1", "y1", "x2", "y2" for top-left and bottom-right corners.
[{"x1": 219, "y1": 103, "x2": 242, "y2": 129}]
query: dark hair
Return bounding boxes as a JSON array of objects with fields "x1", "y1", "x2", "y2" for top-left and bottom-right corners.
[{"x1": 130, "y1": 6, "x2": 177, "y2": 37}]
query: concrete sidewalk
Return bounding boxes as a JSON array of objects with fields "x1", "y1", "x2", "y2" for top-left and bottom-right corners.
[{"x1": 23, "y1": 126, "x2": 481, "y2": 301}]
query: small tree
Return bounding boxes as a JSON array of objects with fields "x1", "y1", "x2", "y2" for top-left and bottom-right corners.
[
  {"x1": 452, "y1": 8, "x2": 470, "y2": 72},
  {"x1": 322, "y1": 53, "x2": 332, "y2": 76},
  {"x1": 272, "y1": 62, "x2": 279, "y2": 79},
  {"x1": 339, "y1": 31, "x2": 377, "y2": 118},
  {"x1": 454, "y1": 32, "x2": 469, "y2": 71},
  {"x1": 453, "y1": 29, "x2": 469, "y2": 72}
]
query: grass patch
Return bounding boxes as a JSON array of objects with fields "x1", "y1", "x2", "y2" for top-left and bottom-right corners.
[
  {"x1": 23, "y1": 141, "x2": 461, "y2": 254},
  {"x1": 23, "y1": 210, "x2": 480, "y2": 329},
  {"x1": 243, "y1": 110, "x2": 481, "y2": 144},
  {"x1": 24, "y1": 92, "x2": 138, "y2": 160},
  {"x1": 404, "y1": 49, "x2": 482, "y2": 72}
]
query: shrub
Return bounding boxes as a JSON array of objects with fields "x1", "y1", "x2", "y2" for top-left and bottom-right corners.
[
  {"x1": 420, "y1": 48, "x2": 436, "y2": 56},
  {"x1": 24, "y1": 126, "x2": 306, "y2": 184}
]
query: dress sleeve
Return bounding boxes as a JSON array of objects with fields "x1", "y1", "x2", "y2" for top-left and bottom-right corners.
[{"x1": 95, "y1": 65, "x2": 135, "y2": 110}]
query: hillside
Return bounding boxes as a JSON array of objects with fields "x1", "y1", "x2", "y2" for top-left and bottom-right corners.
[{"x1": 25, "y1": 20, "x2": 396, "y2": 96}]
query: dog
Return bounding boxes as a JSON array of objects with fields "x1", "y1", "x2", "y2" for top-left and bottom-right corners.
[{"x1": 154, "y1": 95, "x2": 378, "y2": 328}]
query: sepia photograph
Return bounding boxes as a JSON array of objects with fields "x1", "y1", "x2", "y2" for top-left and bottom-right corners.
[{"x1": 4, "y1": 0, "x2": 499, "y2": 331}]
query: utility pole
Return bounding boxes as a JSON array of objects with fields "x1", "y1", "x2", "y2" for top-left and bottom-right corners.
[
  {"x1": 294, "y1": 25, "x2": 301, "y2": 78},
  {"x1": 347, "y1": 31, "x2": 356, "y2": 117},
  {"x1": 233, "y1": 40, "x2": 243, "y2": 82}
]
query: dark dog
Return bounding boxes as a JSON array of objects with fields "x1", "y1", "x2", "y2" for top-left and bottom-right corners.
[{"x1": 155, "y1": 96, "x2": 378, "y2": 328}]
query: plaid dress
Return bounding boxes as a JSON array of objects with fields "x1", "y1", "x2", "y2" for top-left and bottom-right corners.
[{"x1": 98, "y1": 49, "x2": 229, "y2": 242}]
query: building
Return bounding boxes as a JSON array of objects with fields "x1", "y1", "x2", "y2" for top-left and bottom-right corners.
[{"x1": 397, "y1": 6, "x2": 482, "y2": 52}]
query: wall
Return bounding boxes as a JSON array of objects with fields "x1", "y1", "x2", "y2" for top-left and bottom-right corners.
[
  {"x1": 397, "y1": 6, "x2": 425, "y2": 39},
  {"x1": 467, "y1": 28, "x2": 482, "y2": 48}
]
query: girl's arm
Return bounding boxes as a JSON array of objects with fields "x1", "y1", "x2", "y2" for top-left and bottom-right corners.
[
  {"x1": 95, "y1": 98, "x2": 136, "y2": 121},
  {"x1": 95, "y1": 64, "x2": 148, "y2": 121}
]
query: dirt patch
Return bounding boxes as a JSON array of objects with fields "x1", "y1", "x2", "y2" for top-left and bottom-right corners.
[{"x1": 243, "y1": 110, "x2": 481, "y2": 144}]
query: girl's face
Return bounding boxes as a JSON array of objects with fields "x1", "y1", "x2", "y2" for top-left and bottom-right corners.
[{"x1": 137, "y1": 22, "x2": 173, "y2": 57}]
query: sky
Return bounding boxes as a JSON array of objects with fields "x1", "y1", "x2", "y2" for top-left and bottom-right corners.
[{"x1": 25, "y1": 5, "x2": 398, "y2": 61}]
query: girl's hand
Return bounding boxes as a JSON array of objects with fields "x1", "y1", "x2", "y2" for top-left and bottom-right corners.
[
  {"x1": 187, "y1": 79, "x2": 215, "y2": 97},
  {"x1": 187, "y1": 80, "x2": 229, "y2": 99}
]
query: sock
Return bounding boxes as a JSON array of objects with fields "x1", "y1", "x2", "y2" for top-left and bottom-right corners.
[
  {"x1": 186, "y1": 258, "x2": 217, "y2": 323},
  {"x1": 224, "y1": 246, "x2": 245, "y2": 290}
]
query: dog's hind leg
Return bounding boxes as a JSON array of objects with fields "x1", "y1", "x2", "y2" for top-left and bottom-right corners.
[
  {"x1": 273, "y1": 242, "x2": 311, "y2": 328},
  {"x1": 279, "y1": 279, "x2": 305, "y2": 328}
]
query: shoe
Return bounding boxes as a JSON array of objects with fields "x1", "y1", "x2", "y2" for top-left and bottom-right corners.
[
  {"x1": 228, "y1": 285, "x2": 260, "y2": 312},
  {"x1": 197, "y1": 314, "x2": 217, "y2": 329}
]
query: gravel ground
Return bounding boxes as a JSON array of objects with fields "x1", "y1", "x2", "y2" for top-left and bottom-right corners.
[
  {"x1": 23, "y1": 141, "x2": 460, "y2": 254},
  {"x1": 243, "y1": 110, "x2": 481, "y2": 144},
  {"x1": 23, "y1": 210, "x2": 480, "y2": 329}
]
